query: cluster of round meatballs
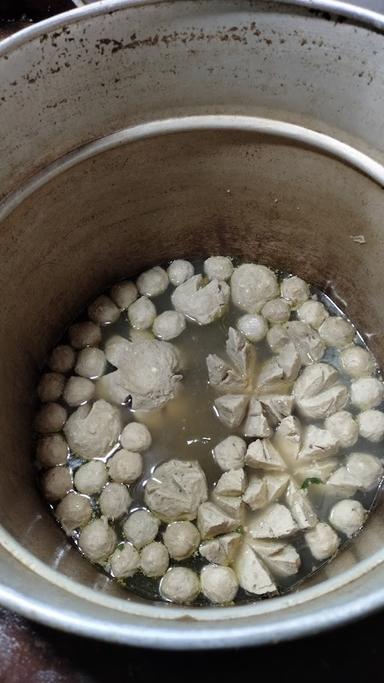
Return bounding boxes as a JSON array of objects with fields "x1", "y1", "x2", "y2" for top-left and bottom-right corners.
[{"x1": 34, "y1": 257, "x2": 384, "y2": 605}]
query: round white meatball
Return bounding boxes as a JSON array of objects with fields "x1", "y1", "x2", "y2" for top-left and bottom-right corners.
[
  {"x1": 75, "y1": 347, "x2": 106, "y2": 379},
  {"x1": 110, "y1": 543, "x2": 140, "y2": 578},
  {"x1": 120, "y1": 423, "x2": 152, "y2": 452},
  {"x1": 329, "y1": 499, "x2": 367, "y2": 537},
  {"x1": 128, "y1": 296, "x2": 157, "y2": 330},
  {"x1": 110, "y1": 281, "x2": 138, "y2": 310},
  {"x1": 99, "y1": 482, "x2": 131, "y2": 520},
  {"x1": 42, "y1": 466, "x2": 72, "y2": 501},
  {"x1": 34, "y1": 403, "x2": 67, "y2": 433},
  {"x1": 48, "y1": 345, "x2": 76, "y2": 373},
  {"x1": 319, "y1": 317, "x2": 355, "y2": 348},
  {"x1": 88, "y1": 295, "x2": 120, "y2": 326},
  {"x1": 36, "y1": 434, "x2": 68, "y2": 467},
  {"x1": 37, "y1": 372, "x2": 65, "y2": 403},
  {"x1": 340, "y1": 346, "x2": 374, "y2": 379},
  {"x1": 351, "y1": 377, "x2": 384, "y2": 410},
  {"x1": 231, "y1": 264, "x2": 279, "y2": 313},
  {"x1": 167, "y1": 260, "x2": 194, "y2": 286},
  {"x1": 107, "y1": 449, "x2": 143, "y2": 484},
  {"x1": 213, "y1": 436, "x2": 246, "y2": 471},
  {"x1": 79, "y1": 517, "x2": 117, "y2": 562},
  {"x1": 236, "y1": 314, "x2": 268, "y2": 343},
  {"x1": 153, "y1": 311, "x2": 186, "y2": 340},
  {"x1": 68, "y1": 321, "x2": 102, "y2": 349},
  {"x1": 346, "y1": 452, "x2": 383, "y2": 491},
  {"x1": 137, "y1": 266, "x2": 169, "y2": 298},
  {"x1": 123, "y1": 509, "x2": 160, "y2": 549},
  {"x1": 281, "y1": 276, "x2": 310, "y2": 308},
  {"x1": 357, "y1": 409, "x2": 384, "y2": 442},
  {"x1": 204, "y1": 256, "x2": 233, "y2": 281},
  {"x1": 305, "y1": 523, "x2": 340, "y2": 561},
  {"x1": 261, "y1": 298, "x2": 290, "y2": 324},
  {"x1": 325, "y1": 411, "x2": 358, "y2": 448},
  {"x1": 56, "y1": 492, "x2": 92, "y2": 531},
  {"x1": 140, "y1": 542, "x2": 169, "y2": 577},
  {"x1": 200, "y1": 565, "x2": 238, "y2": 604},
  {"x1": 63, "y1": 376, "x2": 95, "y2": 406},
  {"x1": 74, "y1": 461, "x2": 107, "y2": 495},
  {"x1": 163, "y1": 521, "x2": 200, "y2": 560},
  {"x1": 297, "y1": 300, "x2": 329, "y2": 329},
  {"x1": 160, "y1": 567, "x2": 200, "y2": 604}
]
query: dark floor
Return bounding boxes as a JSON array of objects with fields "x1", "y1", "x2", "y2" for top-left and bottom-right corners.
[{"x1": 1, "y1": 1, "x2": 383, "y2": 681}]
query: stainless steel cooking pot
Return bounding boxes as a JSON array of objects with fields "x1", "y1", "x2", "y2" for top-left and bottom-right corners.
[{"x1": 0, "y1": 0, "x2": 384, "y2": 649}]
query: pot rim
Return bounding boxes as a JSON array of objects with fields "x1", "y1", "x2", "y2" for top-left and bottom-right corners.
[
  {"x1": 0, "y1": 0, "x2": 383, "y2": 57},
  {"x1": 1, "y1": 0, "x2": 384, "y2": 648}
]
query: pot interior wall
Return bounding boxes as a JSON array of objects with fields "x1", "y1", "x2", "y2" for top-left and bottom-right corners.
[{"x1": 1, "y1": 129, "x2": 383, "y2": 599}]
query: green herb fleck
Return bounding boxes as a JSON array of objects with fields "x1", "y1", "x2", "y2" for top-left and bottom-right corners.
[
  {"x1": 301, "y1": 477, "x2": 322, "y2": 490},
  {"x1": 117, "y1": 541, "x2": 125, "y2": 550}
]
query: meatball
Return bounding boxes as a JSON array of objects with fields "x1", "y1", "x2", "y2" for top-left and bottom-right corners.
[
  {"x1": 261, "y1": 298, "x2": 290, "y2": 324},
  {"x1": 64, "y1": 400, "x2": 121, "y2": 459},
  {"x1": 281, "y1": 276, "x2": 309, "y2": 308},
  {"x1": 340, "y1": 345, "x2": 374, "y2": 378},
  {"x1": 329, "y1": 499, "x2": 367, "y2": 537},
  {"x1": 88, "y1": 295, "x2": 120, "y2": 326},
  {"x1": 48, "y1": 345, "x2": 76, "y2": 373},
  {"x1": 107, "y1": 449, "x2": 143, "y2": 484},
  {"x1": 79, "y1": 517, "x2": 117, "y2": 562},
  {"x1": 160, "y1": 567, "x2": 200, "y2": 604},
  {"x1": 305, "y1": 523, "x2": 340, "y2": 561},
  {"x1": 99, "y1": 482, "x2": 131, "y2": 520},
  {"x1": 319, "y1": 317, "x2": 355, "y2": 348},
  {"x1": 163, "y1": 521, "x2": 200, "y2": 560},
  {"x1": 36, "y1": 434, "x2": 68, "y2": 467},
  {"x1": 128, "y1": 296, "x2": 157, "y2": 330},
  {"x1": 297, "y1": 300, "x2": 329, "y2": 329},
  {"x1": 34, "y1": 403, "x2": 67, "y2": 433},
  {"x1": 110, "y1": 542, "x2": 140, "y2": 578},
  {"x1": 75, "y1": 347, "x2": 106, "y2": 379},
  {"x1": 204, "y1": 256, "x2": 233, "y2": 281},
  {"x1": 110, "y1": 281, "x2": 138, "y2": 310},
  {"x1": 213, "y1": 436, "x2": 246, "y2": 471},
  {"x1": 123, "y1": 509, "x2": 160, "y2": 549},
  {"x1": 56, "y1": 492, "x2": 92, "y2": 531},
  {"x1": 42, "y1": 466, "x2": 72, "y2": 501},
  {"x1": 351, "y1": 377, "x2": 384, "y2": 410},
  {"x1": 136, "y1": 266, "x2": 169, "y2": 298},
  {"x1": 231, "y1": 264, "x2": 279, "y2": 313},
  {"x1": 68, "y1": 321, "x2": 102, "y2": 349},
  {"x1": 346, "y1": 452, "x2": 383, "y2": 491},
  {"x1": 140, "y1": 542, "x2": 169, "y2": 577},
  {"x1": 171, "y1": 275, "x2": 229, "y2": 325},
  {"x1": 357, "y1": 410, "x2": 384, "y2": 442},
  {"x1": 74, "y1": 461, "x2": 107, "y2": 495},
  {"x1": 325, "y1": 411, "x2": 358, "y2": 448},
  {"x1": 37, "y1": 372, "x2": 65, "y2": 403},
  {"x1": 167, "y1": 260, "x2": 194, "y2": 286},
  {"x1": 153, "y1": 311, "x2": 186, "y2": 340},
  {"x1": 120, "y1": 422, "x2": 152, "y2": 452},
  {"x1": 236, "y1": 314, "x2": 268, "y2": 343},
  {"x1": 63, "y1": 376, "x2": 95, "y2": 406},
  {"x1": 200, "y1": 565, "x2": 239, "y2": 604}
]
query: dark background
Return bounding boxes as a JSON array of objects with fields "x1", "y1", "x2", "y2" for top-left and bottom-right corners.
[{"x1": 0, "y1": 1, "x2": 382, "y2": 680}]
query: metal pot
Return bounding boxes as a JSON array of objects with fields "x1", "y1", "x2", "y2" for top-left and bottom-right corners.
[{"x1": 0, "y1": 0, "x2": 384, "y2": 649}]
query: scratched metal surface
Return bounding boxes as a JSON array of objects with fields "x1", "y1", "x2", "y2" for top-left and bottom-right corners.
[{"x1": 0, "y1": 1, "x2": 383, "y2": 678}]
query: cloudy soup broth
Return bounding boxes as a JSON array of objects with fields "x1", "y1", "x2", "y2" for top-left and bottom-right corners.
[{"x1": 34, "y1": 257, "x2": 384, "y2": 606}]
